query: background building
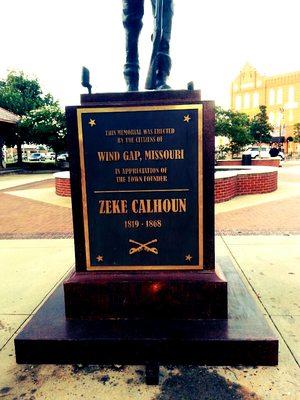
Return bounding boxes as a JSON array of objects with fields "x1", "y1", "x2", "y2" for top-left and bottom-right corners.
[
  {"x1": 0, "y1": 107, "x2": 19, "y2": 168},
  {"x1": 231, "y1": 63, "x2": 300, "y2": 154}
]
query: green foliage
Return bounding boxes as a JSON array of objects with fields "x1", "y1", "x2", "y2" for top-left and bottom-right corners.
[
  {"x1": 19, "y1": 105, "x2": 66, "y2": 154},
  {"x1": 215, "y1": 107, "x2": 252, "y2": 156},
  {"x1": 0, "y1": 71, "x2": 52, "y2": 116},
  {"x1": 293, "y1": 123, "x2": 300, "y2": 142},
  {"x1": 249, "y1": 105, "x2": 273, "y2": 144},
  {"x1": 0, "y1": 71, "x2": 66, "y2": 162}
]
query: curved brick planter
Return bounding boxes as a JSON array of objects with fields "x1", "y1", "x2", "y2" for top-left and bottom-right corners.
[
  {"x1": 217, "y1": 158, "x2": 281, "y2": 167},
  {"x1": 55, "y1": 167, "x2": 278, "y2": 204},
  {"x1": 215, "y1": 166, "x2": 278, "y2": 203},
  {"x1": 54, "y1": 171, "x2": 71, "y2": 197}
]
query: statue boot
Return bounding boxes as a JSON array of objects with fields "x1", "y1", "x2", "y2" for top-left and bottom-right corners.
[
  {"x1": 155, "y1": 52, "x2": 171, "y2": 90},
  {"x1": 124, "y1": 62, "x2": 139, "y2": 92},
  {"x1": 122, "y1": 0, "x2": 144, "y2": 91},
  {"x1": 123, "y1": 30, "x2": 141, "y2": 91},
  {"x1": 146, "y1": 0, "x2": 173, "y2": 90}
]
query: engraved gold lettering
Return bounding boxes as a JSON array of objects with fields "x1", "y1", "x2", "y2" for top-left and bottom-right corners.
[
  {"x1": 135, "y1": 136, "x2": 157, "y2": 143},
  {"x1": 131, "y1": 198, "x2": 186, "y2": 214},
  {"x1": 99, "y1": 200, "x2": 106, "y2": 214},
  {"x1": 144, "y1": 149, "x2": 184, "y2": 160},
  {"x1": 143, "y1": 175, "x2": 167, "y2": 182},
  {"x1": 97, "y1": 151, "x2": 120, "y2": 162},
  {"x1": 152, "y1": 199, "x2": 162, "y2": 213},
  {"x1": 178, "y1": 198, "x2": 187, "y2": 212},
  {"x1": 128, "y1": 176, "x2": 143, "y2": 183},
  {"x1": 153, "y1": 128, "x2": 175, "y2": 135},
  {"x1": 123, "y1": 151, "x2": 141, "y2": 161},
  {"x1": 105, "y1": 130, "x2": 117, "y2": 136},
  {"x1": 99, "y1": 200, "x2": 128, "y2": 214}
]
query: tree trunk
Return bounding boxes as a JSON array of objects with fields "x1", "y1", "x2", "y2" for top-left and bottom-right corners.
[
  {"x1": 0, "y1": 136, "x2": 4, "y2": 168},
  {"x1": 16, "y1": 139, "x2": 23, "y2": 166}
]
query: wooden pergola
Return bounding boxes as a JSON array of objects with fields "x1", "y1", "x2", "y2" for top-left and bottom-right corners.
[{"x1": 0, "y1": 107, "x2": 19, "y2": 167}]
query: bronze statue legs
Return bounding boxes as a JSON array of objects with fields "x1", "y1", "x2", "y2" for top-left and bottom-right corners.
[
  {"x1": 122, "y1": 0, "x2": 144, "y2": 91},
  {"x1": 122, "y1": 0, "x2": 173, "y2": 91}
]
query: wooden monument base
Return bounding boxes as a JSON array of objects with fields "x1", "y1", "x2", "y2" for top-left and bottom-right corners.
[
  {"x1": 15, "y1": 256, "x2": 278, "y2": 385},
  {"x1": 64, "y1": 269, "x2": 227, "y2": 320}
]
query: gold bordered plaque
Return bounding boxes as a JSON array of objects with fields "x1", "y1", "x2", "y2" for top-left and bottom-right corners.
[{"x1": 77, "y1": 104, "x2": 203, "y2": 270}]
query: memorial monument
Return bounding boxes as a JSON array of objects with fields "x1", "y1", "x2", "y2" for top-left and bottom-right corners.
[{"x1": 15, "y1": 0, "x2": 278, "y2": 385}]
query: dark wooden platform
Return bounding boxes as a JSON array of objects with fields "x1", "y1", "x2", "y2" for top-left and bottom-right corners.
[{"x1": 15, "y1": 255, "x2": 278, "y2": 371}]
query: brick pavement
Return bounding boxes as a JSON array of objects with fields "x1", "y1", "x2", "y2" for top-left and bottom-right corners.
[
  {"x1": 216, "y1": 195, "x2": 300, "y2": 235},
  {"x1": 216, "y1": 163, "x2": 300, "y2": 235},
  {"x1": 0, "y1": 168, "x2": 299, "y2": 238},
  {"x1": 4, "y1": 178, "x2": 54, "y2": 192},
  {"x1": 0, "y1": 179, "x2": 73, "y2": 239}
]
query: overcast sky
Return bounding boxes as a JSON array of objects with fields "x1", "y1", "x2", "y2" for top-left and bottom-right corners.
[{"x1": 1, "y1": 0, "x2": 300, "y2": 108}]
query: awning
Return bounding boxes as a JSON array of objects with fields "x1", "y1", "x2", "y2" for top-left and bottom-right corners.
[
  {"x1": 0, "y1": 107, "x2": 19, "y2": 124},
  {"x1": 270, "y1": 136, "x2": 285, "y2": 143}
]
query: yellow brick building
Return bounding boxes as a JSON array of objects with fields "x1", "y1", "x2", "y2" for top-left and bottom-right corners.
[{"x1": 230, "y1": 63, "x2": 300, "y2": 153}]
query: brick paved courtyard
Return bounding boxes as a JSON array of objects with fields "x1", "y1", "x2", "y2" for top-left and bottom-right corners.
[
  {"x1": 216, "y1": 196, "x2": 300, "y2": 235},
  {"x1": 0, "y1": 178, "x2": 73, "y2": 239},
  {"x1": 1, "y1": 163, "x2": 300, "y2": 238},
  {"x1": 0, "y1": 168, "x2": 299, "y2": 399}
]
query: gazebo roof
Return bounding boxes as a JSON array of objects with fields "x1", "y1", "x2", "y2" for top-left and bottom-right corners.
[{"x1": 0, "y1": 107, "x2": 19, "y2": 124}]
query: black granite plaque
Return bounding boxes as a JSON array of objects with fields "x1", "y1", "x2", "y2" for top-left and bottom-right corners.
[{"x1": 77, "y1": 104, "x2": 203, "y2": 270}]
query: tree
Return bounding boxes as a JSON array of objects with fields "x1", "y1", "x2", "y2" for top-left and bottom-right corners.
[
  {"x1": 215, "y1": 107, "x2": 252, "y2": 157},
  {"x1": 250, "y1": 105, "x2": 273, "y2": 152},
  {"x1": 19, "y1": 105, "x2": 66, "y2": 156},
  {"x1": 293, "y1": 123, "x2": 300, "y2": 142},
  {"x1": 0, "y1": 71, "x2": 56, "y2": 164}
]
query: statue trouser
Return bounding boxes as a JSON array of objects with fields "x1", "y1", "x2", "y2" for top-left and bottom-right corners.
[{"x1": 122, "y1": 0, "x2": 173, "y2": 91}]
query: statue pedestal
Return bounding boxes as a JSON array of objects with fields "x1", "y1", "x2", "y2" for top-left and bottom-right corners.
[
  {"x1": 15, "y1": 256, "x2": 278, "y2": 385},
  {"x1": 64, "y1": 89, "x2": 224, "y2": 321},
  {"x1": 64, "y1": 269, "x2": 227, "y2": 320},
  {"x1": 15, "y1": 90, "x2": 278, "y2": 384}
]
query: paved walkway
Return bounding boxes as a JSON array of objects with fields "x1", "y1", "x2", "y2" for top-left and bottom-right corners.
[
  {"x1": 0, "y1": 236, "x2": 299, "y2": 399},
  {"x1": 0, "y1": 176, "x2": 72, "y2": 239},
  {"x1": 0, "y1": 167, "x2": 299, "y2": 399},
  {"x1": 1, "y1": 164, "x2": 300, "y2": 238},
  {"x1": 216, "y1": 162, "x2": 300, "y2": 235}
]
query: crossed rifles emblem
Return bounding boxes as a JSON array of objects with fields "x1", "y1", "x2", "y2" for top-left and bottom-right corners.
[{"x1": 129, "y1": 239, "x2": 158, "y2": 255}]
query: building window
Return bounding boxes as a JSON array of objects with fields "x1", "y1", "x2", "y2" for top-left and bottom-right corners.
[
  {"x1": 269, "y1": 89, "x2": 275, "y2": 105},
  {"x1": 235, "y1": 95, "x2": 241, "y2": 110},
  {"x1": 244, "y1": 93, "x2": 250, "y2": 109},
  {"x1": 288, "y1": 86, "x2": 295, "y2": 102},
  {"x1": 241, "y1": 82, "x2": 254, "y2": 90},
  {"x1": 276, "y1": 112, "x2": 282, "y2": 127},
  {"x1": 277, "y1": 87, "x2": 283, "y2": 104},
  {"x1": 253, "y1": 92, "x2": 259, "y2": 107},
  {"x1": 269, "y1": 111, "x2": 275, "y2": 125}
]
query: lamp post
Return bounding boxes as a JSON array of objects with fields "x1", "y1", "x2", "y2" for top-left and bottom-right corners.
[
  {"x1": 257, "y1": 130, "x2": 262, "y2": 158},
  {"x1": 279, "y1": 107, "x2": 286, "y2": 154},
  {"x1": 279, "y1": 107, "x2": 285, "y2": 143}
]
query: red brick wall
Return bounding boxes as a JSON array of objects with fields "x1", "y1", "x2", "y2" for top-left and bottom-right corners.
[
  {"x1": 215, "y1": 171, "x2": 278, "y2": 203},
  {"x1": 55, "y1": 177, "x2": 71, "y2": 197},
  {"x1": 217, "y1": 159, "x2": 280, "y2": 167},
  {"x1": 237, "y1": 172, "x2": 278, "y2": 195},
  {"x1": 56, "y1": 172, "x2": 278, "y2": 203},
  {"x1": 217, "y1": 160, "x2": 241, "y2": 166},
  {"x1": 215, "y1": 176, "x2": 237, "y2": 203},
  {"x1": 252, "y1": 159, "x2": 280, "y2": 167}
]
